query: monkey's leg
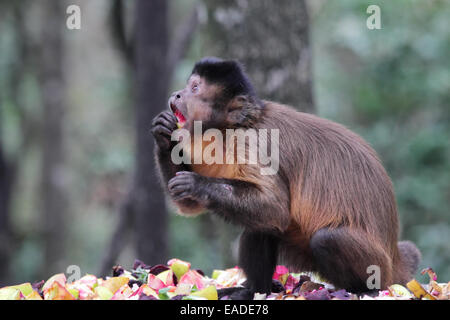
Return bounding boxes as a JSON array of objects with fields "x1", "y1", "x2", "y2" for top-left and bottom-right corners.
[
  {"x1": 309, "y1": 227, "x2": 393, "y2": 293},
  {"x1": 218, "y1": 231, "x2": 278, "y2": 300},
  {"x1": 236, "y1": 230, "x2": 279, "y2": 299}
]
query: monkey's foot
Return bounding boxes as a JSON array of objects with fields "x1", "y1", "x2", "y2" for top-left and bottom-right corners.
[
  {"x1": 217, "y1": 287, "x2": 253, "y2": 300},
  {"x1": 356, "y1": 289, "x2": 380, "y2": 298}
]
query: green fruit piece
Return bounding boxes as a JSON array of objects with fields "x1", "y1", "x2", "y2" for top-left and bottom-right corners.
[
  {"x1": 95, "y1": 286, "x2": 114, "y2": 300},
  {"x1": 211, "y1": 270, "x2": 224, "y2": 280},
  {"x1": 10, "y1": 283, "x2": 33, "y2": 296},
  {"x1": 0, "y1": 287, "x2": 21, "y2": 300},
  {"x1": 158, "y1": 287, "x2": 170, "y2": 300},
  {"x1": 168, "y1": 259, "x2": 191, "y2": 280},
  {"x1": 68, "y1": 288, "x2": 79, "y2": 299},
  {"x1": 190, "y1": 285, "x2": 218, "y2": 300},
  {"x1": 156, "y1": 270, "x2": 174, "y2": 286}
]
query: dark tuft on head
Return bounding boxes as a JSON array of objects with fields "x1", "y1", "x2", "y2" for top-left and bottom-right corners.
[{"x1": 191, "y1": 57, "x2": 257, "y2": 98}]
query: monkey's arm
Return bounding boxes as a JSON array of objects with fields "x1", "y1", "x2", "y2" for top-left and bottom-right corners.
[
  {"x1": 168, "y1": 171, "x2": 290, "y2": 232},
  {"x1": 152, "y1": 111, "x2": 205, "y2": 214}
]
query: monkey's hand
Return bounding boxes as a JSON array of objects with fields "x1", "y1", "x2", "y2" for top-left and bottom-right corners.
[
  {"x1": 151, "y1": 111, "x2": 177, "y2": 150},
  {"x1": 168, "y1": 171, "x2": 211, "y2": 206},
  {"x1": 168, "y1": 171, "x2": 233, "y2": 205}
]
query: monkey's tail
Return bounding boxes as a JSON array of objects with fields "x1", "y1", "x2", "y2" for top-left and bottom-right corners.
[{"x1": 397, "y1": 241, "x2": 421, "y2": 277}]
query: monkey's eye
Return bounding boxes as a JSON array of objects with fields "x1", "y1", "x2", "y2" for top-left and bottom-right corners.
[{"x1": 191, "y1": 84, "x2": 199, "y2": 93}]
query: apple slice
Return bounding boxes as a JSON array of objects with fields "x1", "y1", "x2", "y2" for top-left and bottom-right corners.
[
  {"x1": 135, "y1": 284, "x2": 159, "y2": 299},
  {"x1": 94, "y1": 286, "x2": 114, "y2": 300},
  {"x1": 388, "y1": 284, "x2": 413, "y2": 298},
  {"x1": 10, "y1": 283, "x2": 33, "y2": 297},
  {"x1": 168, "y1": 258, "x2": 191, "y2": 280},
  {"x1": 43, "y1": 282, "x2": 75, "y2": 300},
  {"x1": 25, "y1": 291, "x2": 43, "y2": 300},
  {"x1": 101, "y1": 276, "x2": 129, "y2": 294},
  {"x1": 156, "y1": 269, "x2": 175, "y2": 286},
  {"x1": 0, "y1": 287, "x2": 21, "y2": 300},
  {"x1": 211, "y1": 270, "x2": 224, "y2": 280},
  {"x1": 43, "y1": 273, "x2": 67, "y2": 292}
]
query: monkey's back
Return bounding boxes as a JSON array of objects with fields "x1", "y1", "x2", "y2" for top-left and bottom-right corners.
[{"x1": 258, "y1": 102, "x2": 399, "y2": 251}]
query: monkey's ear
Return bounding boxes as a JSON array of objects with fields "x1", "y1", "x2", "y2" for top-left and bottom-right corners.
[
  {"x1": 226, "y1": 95, "x2": 247, "y2": 125},
  {"x1": 228, "y1": 95, "x2": 248, "y2": 111}
]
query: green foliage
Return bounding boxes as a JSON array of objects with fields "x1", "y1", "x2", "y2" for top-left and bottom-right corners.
[{"x1": 313, "y1": 0, "x2": 450, "y2": 278}]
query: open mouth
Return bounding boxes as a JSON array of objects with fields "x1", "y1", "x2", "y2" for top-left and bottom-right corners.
[{"x1": 170, "y1": 102, "x2": 186, "y2": 128}]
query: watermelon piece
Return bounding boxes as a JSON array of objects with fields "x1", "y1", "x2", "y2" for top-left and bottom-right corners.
[
  {"x1": 147, "y1": 274, "x2": 166, "y2": 291},
  {"x1": 272, "y1": 265, "x2": 289, "y2": 285},
  {"x1": 178, "y1": 270, "x2": 207, "y2": 290}
]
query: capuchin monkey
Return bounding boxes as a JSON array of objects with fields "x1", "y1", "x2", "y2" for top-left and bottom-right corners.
[{"x1": 151, "y1": 57, "x2": 421, "y2": 299}]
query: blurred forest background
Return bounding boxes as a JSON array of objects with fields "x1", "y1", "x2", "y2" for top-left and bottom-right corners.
[{"x1": 0, "y1": 0, "x2": 448, "y2": 286}]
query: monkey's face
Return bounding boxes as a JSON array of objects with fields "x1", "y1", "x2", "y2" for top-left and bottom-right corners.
[{"x1": 168, "y1": 74, "x2": 228, "y2": 132}]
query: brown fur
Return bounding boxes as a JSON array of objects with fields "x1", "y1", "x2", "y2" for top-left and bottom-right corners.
[{"x1": 179, "y1": 100, "x2": 416, "y2": 288}]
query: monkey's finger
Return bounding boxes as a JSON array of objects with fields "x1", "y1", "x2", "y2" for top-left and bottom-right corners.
[
  {"x1": 160, "y1": 111, "x2": 177, "y2": 124},
  {"x1": 153, "y1": 111, "x2": 177, "y2": 128},
  {"x1": 172, "y1": 191, "x2": 194, "y2": 201},
  {"x1": 169, "y1": 185, "x2": 192, "y2": 193},
  {"x1": 168, "y1": 178, "x2": 191, "y2": 189},
  {"x1": 152, "y1": 117, "x2": 176, "y2": 131},
  {"x1": 168, "y1": 176, "x2": 194, "y2": 189},
  {"x1": 175, "y1": 171, "x2": 197, "y2": 176},
  {"x1": 151, "y1": 125, "x2": 172, "y2": 138},
  {"x1": 152, "y1": 111, "x2": 175, "y2": 126},
  {"x1": 170, "y1": 188, "x2": 193, "y2": 199}
]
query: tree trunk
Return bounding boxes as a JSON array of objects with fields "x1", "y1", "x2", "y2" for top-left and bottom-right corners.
[
  {"x1": 100, "y1": 1, "x2": 199, "y2": 275},
  {"x1": 38, "y1": 0, "x2": 68, "y2": 275},
  {"x1": 202, "y1": 0, "x2": 315, "y2": 113},
  {"x1": 132, "y1": 0, "x2": 169, "y2": 265},
  {"x1": 201, "y1": 0, "x2": 315, "y2": 266},
  {"x1": 0, "y1": 143, "x2": 14, "y2": 285}
]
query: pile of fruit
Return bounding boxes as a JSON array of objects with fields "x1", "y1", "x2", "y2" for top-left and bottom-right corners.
[{"x1": 0, "y1": 259, "x2": 448, "y2": 300}]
